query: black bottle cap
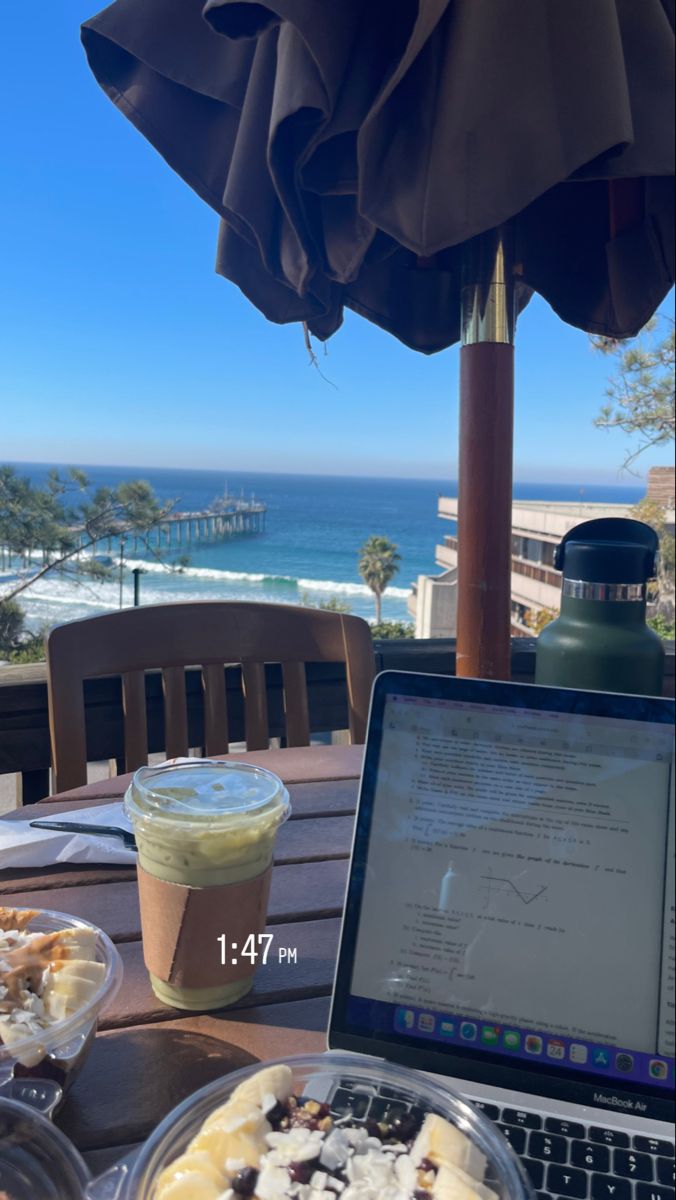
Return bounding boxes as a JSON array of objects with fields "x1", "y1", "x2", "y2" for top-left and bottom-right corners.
[{"x1": 554, "y1": 518, "x2": 658, "y2": 583}]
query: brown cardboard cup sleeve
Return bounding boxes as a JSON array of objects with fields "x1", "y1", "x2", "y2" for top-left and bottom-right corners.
[{"x1": 137, "y1": 864, "x2": 273, "y2": 988}]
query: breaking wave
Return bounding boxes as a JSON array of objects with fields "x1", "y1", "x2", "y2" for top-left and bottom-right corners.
[
  {"x1": 123, "y1": 558, "x2": 411, "y2": 598},
  {"x1": 4, "y1": 556, "x2": 412, "y2": 633}
]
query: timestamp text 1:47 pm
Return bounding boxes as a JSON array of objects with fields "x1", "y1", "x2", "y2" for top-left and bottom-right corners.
[{"x1": 217, "y1": 933, "x2": 298, "y2": 966}]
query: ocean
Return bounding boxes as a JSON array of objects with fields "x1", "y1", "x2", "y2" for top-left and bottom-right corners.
[{"x1": 4, "y1": 463, "x2": 644, "y2": 632}]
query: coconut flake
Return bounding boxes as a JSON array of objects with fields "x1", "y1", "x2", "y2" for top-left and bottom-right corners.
[
  {"x1": 394, "y1": 1154, "x2": 417, "y2": 1192},
  {"x1": 256, "y1": 1163, "x2": 294, "y2": 1199},
  {"x1": 344, "y1": 1127, "x2": 370, "y2": 1152},
  {"x1": 266, "y1": 1127, "x2": 324, "y2": 1165},
  {"x1": 319, "y1": 1129, "x2": 351, "y2": 1171}
]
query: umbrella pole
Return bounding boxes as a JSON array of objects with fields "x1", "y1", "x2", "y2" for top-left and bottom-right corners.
[{"x1": 456, "y1": 227, "x2": 516, "y2": 680}]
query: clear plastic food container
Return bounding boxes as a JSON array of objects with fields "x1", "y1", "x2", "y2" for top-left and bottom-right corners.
[
  {"x1": 86, "y1": 1052, "x2": 534, "y2": 1199},
  {"x1": 0, "y1": 1096, "x2": 91, "y2": 1199},
  {"x1": 0, "y1": 907, "x2": 123, "y2": 1105}
]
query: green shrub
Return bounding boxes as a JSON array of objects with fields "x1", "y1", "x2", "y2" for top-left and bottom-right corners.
[
  {"x1": 371, "y1": 620, "x2": 415, "y2": 639},
  {"x1": 648, "y1": 613, "x2": 676, "y2": 640}
]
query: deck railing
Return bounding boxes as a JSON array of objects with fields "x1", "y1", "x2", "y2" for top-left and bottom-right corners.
[{"x1": 0, "y1": 638, "x2": 673, "y2": 803}]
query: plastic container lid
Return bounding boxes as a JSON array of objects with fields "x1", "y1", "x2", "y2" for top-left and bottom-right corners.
[
  {"x1": 0, "y1": 1097, "x2": 91, "y2": 1199},
  {"x1": 125, "y1": 760, "x2": 291, "y2": 830}
]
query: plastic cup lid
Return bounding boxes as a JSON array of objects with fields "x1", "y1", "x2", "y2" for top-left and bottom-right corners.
[{"x1": 126, "y1": 760, "x2": 288, "y2": 823}]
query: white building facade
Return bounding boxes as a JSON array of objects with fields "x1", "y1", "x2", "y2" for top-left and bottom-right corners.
[
  {"x1": 409, "y1": 468, "x2": 674, "y2": 639},
  {"x1": 409, "y1": 498, "x2": 633, "y2": 639}
]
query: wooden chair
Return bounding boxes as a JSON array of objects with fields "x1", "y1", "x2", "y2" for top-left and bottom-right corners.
[{"x1": 46, "y1": 602, "x2": 376, "y2": 793}]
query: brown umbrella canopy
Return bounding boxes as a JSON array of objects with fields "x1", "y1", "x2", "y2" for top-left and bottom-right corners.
[
  {"x1": 81, "y1": 0, "x2": 674, "y2": 681},
  {"x1": 82, "y1": 0, "x2": 675, "y2": 354}
]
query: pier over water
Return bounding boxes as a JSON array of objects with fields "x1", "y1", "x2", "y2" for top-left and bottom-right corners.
[
  {"x1": 0, "y1": 491, "x2": 267, "y2": 571},
  {"x1": 115, "y1": 491, "x2": 267, "y2": 553}
]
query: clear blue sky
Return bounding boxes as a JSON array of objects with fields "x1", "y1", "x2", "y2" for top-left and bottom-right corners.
[{"x1": 0, "y1": 2, "x2": 671, "y2": 483}]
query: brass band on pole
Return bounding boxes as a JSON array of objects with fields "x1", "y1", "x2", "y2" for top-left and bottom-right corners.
[{"x1": 461, "y1": 226, "x2": 517, "y2": 346}]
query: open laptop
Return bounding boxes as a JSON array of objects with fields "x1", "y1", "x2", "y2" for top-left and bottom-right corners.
[{"x1": 328, "y1": 672, "x2": 675, "y2": 1199}]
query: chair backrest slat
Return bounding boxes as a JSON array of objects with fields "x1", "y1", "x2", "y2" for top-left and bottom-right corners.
[
  {"x1": 282, "y1": 661, "x2": 311, "y2": 747},
  {"x1": 47, "y1": 673, "x2": 89, "y2": 795},
  {"x1": 241, "y1": 661, "x2": 269, "y2": 750},
  {"x1": 122, "y1": 670, "x2": 149, "y2": 773},
  {"x1": 342, "y1": 621, "x2": 375, "y2": 745},
  {"x1": 46, "y1": 603, "x2": 376, "y2": 792},
  {"x1": 202, "y1": 663, "x2": 229, "y2": 756},
  {"x1": 162, "y1": 666, "x2": 189, "y2": 758}
]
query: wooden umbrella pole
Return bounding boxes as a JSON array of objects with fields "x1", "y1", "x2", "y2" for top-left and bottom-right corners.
[{"x1": 456, "y1": 228, "x2": 516, "y2": 680}]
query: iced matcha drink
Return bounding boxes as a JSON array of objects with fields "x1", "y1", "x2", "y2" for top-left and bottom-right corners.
[{"x1": 124, "y1": 761, "x2": 290, "y2": 1010}]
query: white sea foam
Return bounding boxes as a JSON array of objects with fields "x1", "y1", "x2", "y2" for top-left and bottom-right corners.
[
  {"x1": 123, "y1": 558, "x2": 275, "y2": 583},
  {"x1": 21, "y1": 589, "x2": 116, "y2": 610},
  {"x1": 297, "y1": 577, "x2": 411, "y2": 599},
  {"x1": 5, "y1": 552, "x2": 413, "y2": 632},
  {"x1": 123, "y1": 558, "x2": 411, "y2": 598},
  {"x1": 4, "y1": 552, "x2": 410, "y2": 599}
]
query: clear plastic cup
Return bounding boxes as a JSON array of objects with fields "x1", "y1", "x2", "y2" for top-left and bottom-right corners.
[
  {"x1": 85, "y1": 1052, "x2": 534, "y2": 1199},
  {"x1": 0, "y1": 1097, "x2": 91, "y2": 1199},
  {"x1": 124, "y1": 760, "x2": 291, "y2": 1010},
  {"x1": 0, "y1": 908, "x2": 123, "y2": 1102}
]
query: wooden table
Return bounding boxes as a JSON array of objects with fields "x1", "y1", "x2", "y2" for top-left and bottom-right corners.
[{"x1": 0, "y1": 745, "x2": 363, "y2": 1179}]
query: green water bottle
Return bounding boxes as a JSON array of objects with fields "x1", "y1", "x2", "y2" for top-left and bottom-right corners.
[{"x1": 535, "y1": 518, "x2": 664, "y2": 695}]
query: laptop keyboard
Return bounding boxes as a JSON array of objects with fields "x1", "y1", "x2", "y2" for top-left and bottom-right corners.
[
  {"x1": 471, "y1": 1099, "x2": 674, "y2": 1200},
  {"x1": 327, "y1": 1080, "x2": 675, "y2": 1199}
]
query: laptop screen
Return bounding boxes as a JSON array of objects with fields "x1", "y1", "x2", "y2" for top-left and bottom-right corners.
[{"x1": 330, "y1": 673, "x2": 675, "y2": 1121}]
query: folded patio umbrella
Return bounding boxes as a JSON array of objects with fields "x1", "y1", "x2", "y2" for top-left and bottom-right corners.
[{"x1": 82, "y1": 0, "x2": 675, "y2": 676}]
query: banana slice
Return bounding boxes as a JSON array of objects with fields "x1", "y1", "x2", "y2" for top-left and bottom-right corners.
[
  {"x1": 0, "y1": 1019, "x2": 47, "y2": 1068},
  {"x1": 202, "y1": 1093, "x2": 266, "y2": 1131},
  {"x1": 187, "y1": 1065, "x2": 291, "y2": 1176},
  {"x1": 412, "y1": 1114, "x2": 487, "y2": 1181},
  {"x1": 154, "y1": 1177, "x2": 223, "y2": 1200},
  {"x1": 433, "y1": 1163, "x2": 499, "y2": 1200},
  {"x1": 0, "y1": 1020, "x2": 29, "y2": 1047},
  {"x1": 201, "y1": 1104, "x2": 268, "y2": 1136},
  {"x1": 189, "y1": 1119, "x2": 268, "y2": 1170},
  {"x1": 228, "y1": 1063, "x2": 294, "y2": 1111},
  {"x1": 54, "y1": 959, "x2": 106, "y2": 983},
  {"x1": 59, "y1": 927, "x2": 98, "y2": 959},
  {"x1": 43, "y1": 978, "x2": 98, "y2": 1022},
  {"x1": 154, "y1": 1151, "x2": 225, "y2": 1200},
  {"x1": 43, "y1": 960, "x2": 106, "y2": 1021}
]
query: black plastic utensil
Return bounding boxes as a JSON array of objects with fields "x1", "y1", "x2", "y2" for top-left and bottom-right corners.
[{"x1": 29, "y1": 819, "x2": 137, "y2": 850}]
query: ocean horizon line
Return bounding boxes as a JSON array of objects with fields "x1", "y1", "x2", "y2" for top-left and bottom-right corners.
[{"x1": 4, "y1": 459, "x2": 647, "y2": 490}]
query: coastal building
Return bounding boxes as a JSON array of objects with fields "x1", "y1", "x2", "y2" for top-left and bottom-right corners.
[{"x1": 409, "y1": 467, "x2": 675, "y2": 639}]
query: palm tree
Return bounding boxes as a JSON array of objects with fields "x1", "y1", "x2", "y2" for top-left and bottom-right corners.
[{"x1": 358, "y1": 536, "x2": 401, "y2": 624}]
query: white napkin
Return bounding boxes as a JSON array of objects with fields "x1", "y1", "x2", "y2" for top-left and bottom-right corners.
[{"x1": 0, "y1": 802, "x2": 137, "y2": 868}]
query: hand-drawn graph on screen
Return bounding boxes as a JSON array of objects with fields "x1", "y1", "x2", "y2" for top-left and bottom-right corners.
[
  {"x1": 480, "y1": 870, "x2": 548, "y2": 911},
  {"x1": 437, "y1": 862, "x2": 548, "y2": 914}
]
